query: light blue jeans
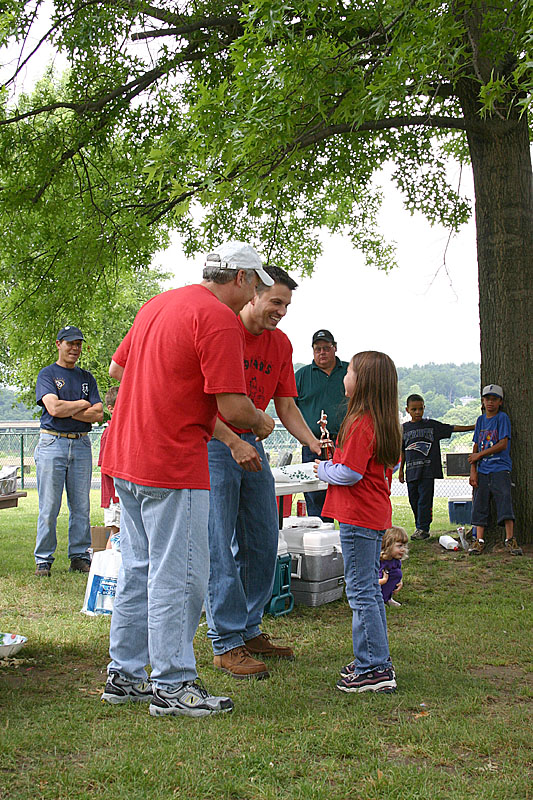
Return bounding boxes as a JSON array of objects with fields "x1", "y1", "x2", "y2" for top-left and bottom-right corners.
[
  {"x1": 339, "y1": 524, "x2": 391, "y2": 674},
  {"x1": 108, "y1": 479, "x2": 209, "y2": 689},
  {"x1": 34, "y1": 432, "x2": 92, "y2": 564},
  {"x1": 205, "y1": 435, "x2": 279, "y2": 656}
]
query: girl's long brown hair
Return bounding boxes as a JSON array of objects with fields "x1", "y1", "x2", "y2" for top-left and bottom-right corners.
[{"x1": 337, "y1": 351, "x2": 402, "y2": 468}]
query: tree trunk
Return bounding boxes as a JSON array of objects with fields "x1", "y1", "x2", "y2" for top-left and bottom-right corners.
[{"x1": 458, "y1": 78, "x2": 533, "y2": 544}]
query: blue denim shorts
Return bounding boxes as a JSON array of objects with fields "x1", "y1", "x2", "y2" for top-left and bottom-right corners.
[{"x1": 471, "y1": 471, "x2": 515, "y2": 526}]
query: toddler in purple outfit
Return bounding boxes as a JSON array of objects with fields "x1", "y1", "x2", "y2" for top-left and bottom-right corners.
[{"x1": 379, "y1": 526, "x2": 408, "y2": 607}]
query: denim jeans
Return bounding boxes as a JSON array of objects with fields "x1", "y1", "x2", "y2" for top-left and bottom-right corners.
[
  {"x1": 205, "y1": 435, "x2": 279, "y2": 655},
  {"x1": 339, "y1": 524, "x2": 391, "y2": 673},
  {"x1": 108, "y1": 479, "x2": 209, "y2": 689},
  {"x1": 34, "y1": 432, "x2": 92, "y2": 564},
  {"x1": 301, "y1": 445, "x2": 333, "y2": 522},
  {"x1": 407, "y1": 477, "x2": 434, "y2": 532}
]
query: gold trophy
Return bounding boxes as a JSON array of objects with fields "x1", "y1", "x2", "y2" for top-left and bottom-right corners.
[{"x1": 318, "y1": 409, "x2": 334, "y2": 460}]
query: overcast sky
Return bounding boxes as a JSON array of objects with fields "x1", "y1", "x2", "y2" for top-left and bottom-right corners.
[{"x1": 156, "y1": 167, "x2": 481, "y2": 369}]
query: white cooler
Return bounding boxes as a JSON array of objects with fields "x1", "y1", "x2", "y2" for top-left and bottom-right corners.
[{"x1": 283, "y1": 526, "x2": 345, "y2": 607}]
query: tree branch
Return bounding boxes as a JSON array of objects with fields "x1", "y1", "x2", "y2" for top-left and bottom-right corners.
[
  {"x1": 131, "y1": 16, "x2": 243, "y2": 41},
  {"x1": 2, "y1": 0, "x2": 106, "y2": 89},
  {"x1": 1, "y1": 45, "x2": 213, "y2": 126}
]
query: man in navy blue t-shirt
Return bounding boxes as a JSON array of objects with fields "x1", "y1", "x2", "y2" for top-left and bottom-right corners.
[{"x1": 34, "y1": 326, "x2": 103, "y2": 577}]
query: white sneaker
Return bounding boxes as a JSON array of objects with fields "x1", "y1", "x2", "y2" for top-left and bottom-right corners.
[
  {"x1": 101, "y1": 672, "x2": 153, "y2": 704},
  {"x1": 386, "y1": 598, "x2": 402, "y2": 607},
  {"x1": 149, "y1": 680, "x2": 233, "y2": 717}
]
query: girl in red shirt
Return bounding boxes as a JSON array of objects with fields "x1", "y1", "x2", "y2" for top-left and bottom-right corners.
[{"x1": 316, "y1": 351, "x2": 401, "y2": 693}]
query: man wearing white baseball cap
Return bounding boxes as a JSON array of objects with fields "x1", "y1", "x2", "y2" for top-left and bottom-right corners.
[
  {"x1": 204, "y1": 241, "x2": 274, "y2": 287},
  {"x1": 101, "y1": 241, "x2": 275, "y2": 718}
]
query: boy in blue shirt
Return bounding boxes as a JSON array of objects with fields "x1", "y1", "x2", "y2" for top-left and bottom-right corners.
[
  {"x1": 399, "y1": 394, "x2": 475, "y2": 540},
  {"x1": 468, "y1": 384, "x2": 522, "y2": 555}
]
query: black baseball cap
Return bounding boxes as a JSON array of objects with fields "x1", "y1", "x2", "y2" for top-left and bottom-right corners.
[
  {"x1": 56, "y1": 326, "x2": 85, "y2": 342},
  {"x1": 312, "y1": 329, "x2": 335, "y2": 345}
]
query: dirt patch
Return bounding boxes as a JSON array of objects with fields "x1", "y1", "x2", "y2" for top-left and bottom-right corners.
[
  {"x1": 385, "y1": 744, "x2": 458, "y2": 774},
  {"x1": 469, "y1": 664, "x2": 533, "y2": 685},
  {"x1": 0, "y1": 659, "x2": 106, "y2": 699},
  {"x1": 429, "y1": 536, "x2": 533, "y2": 559}
]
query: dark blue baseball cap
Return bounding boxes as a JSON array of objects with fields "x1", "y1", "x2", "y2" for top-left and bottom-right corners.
[{"x1": 56, "y1": 326, "x2": 85, "y2": 342}]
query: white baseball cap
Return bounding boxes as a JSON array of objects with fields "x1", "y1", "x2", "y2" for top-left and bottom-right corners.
[
  {"x1": 482, "y1": 384, "x2": 503, "y2": 399},
  {"x1": 205, "y1": 241, "x2": 274, "y2": 286}
]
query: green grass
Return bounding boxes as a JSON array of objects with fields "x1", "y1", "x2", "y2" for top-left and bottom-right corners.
[{"x1": 1, "y1": 490, "x2": 531, "y2": 800}]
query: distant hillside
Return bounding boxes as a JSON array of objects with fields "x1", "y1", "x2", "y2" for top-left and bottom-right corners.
[
  {"x1": 270, "y1": 361, "x2": 481, "y2": 424},
  {"x1": 0, "y1": 386, "x2": 38, "y2": 420},
  {"x1": 397, "y1": 362, "x2": 480, "y2": 418}
]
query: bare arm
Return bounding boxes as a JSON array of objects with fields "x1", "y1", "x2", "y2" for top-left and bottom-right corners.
[
  {"x1": 274, "y1": 397, "x2": 321, "y2": 455},
  {"x1": 453, "y1": 424, "x2": 475, "y2": 432},
  {"x1": 215, "y1": 393, "x2": 274, "y2": 441},
  {"x1": 212, "y1": 417, "x2": 262, "y2": 472},
  {"x1": 468, "y1": 437, "x2": 508, "y2": 464},
  {"x1": 41, "y1": 393, "x2": 91, "y2": 418},
  {"x1": 72, "y1": 402, "x2": 104, "y2": 424},
  {"x1": 469, "y1": 443, "x2": 479, "y2": 487},
  {"x1": 398, "y1": 451, "x2": 406, "y2": 483},
  {"x1": 109, "y1": 360, "x2": 124, "y2": 381}
]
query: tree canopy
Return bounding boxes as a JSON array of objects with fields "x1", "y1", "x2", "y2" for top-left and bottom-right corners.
[{"x1": 1, "y1": 1, "x2": 530, "y2": 276}]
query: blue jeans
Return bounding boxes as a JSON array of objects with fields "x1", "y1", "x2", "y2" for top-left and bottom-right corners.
[
  {"x1": 108, "y1": 479, "x2": 209, "y2": 689},
  {"x1": 301, "y1": 445, "x2": 333, "y2": 522},
  {"x1": 205, "y1": 435, "x2": 279, "y2": 655},
  {"x1": 339, "y1": 524, "x2": 391, "y2": 673},
  {"x1": 407, "y1": 477, "x2": 434, "y2": 532},
  {"x1": 34, "y1": 432, "x2": 92, "y2": 564}
]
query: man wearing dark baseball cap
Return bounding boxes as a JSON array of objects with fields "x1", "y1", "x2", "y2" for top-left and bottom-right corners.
[
  {"x1": 295, "y1": 329, "x2": 349, "y2": 520},
  {"x1": 34, "y1": 326, "x2": 103, "y2": 577}
]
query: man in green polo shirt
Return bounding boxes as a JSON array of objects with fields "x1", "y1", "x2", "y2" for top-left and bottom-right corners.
[{"x1": 295, "y1": 330, "x2": 348, "y2": 520}]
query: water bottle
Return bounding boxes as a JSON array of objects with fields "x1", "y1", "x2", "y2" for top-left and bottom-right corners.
[
  {"x1": 457, "y1": 526, "x2": 468, "y2": 551},
  {"x1": 439, "y1": 534, "x2": 460, "y2": 551}
]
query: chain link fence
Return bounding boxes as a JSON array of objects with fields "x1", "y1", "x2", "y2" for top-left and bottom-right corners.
[
  {"x1": 0, "y1": 429, "x2": 104, "y2": 489},
  {"x1": 0, "y1": 425, "x2": 472, "y2": 497}
]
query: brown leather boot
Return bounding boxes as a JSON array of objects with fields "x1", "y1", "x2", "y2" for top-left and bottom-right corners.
[
  {"x1": 245, "y1": 633, "x2": 294, "y2": 660},
  {"x1": 213, "y1": 646, "x2": 269, "y2": 679}
]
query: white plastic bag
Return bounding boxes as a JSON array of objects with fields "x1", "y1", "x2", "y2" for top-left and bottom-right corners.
[
  {"x1": 81, "y1": 549, "x2": 122, "y2": 616},
  {"x1": 0, "y1": 466, "x2": 18, "y2": 496}
]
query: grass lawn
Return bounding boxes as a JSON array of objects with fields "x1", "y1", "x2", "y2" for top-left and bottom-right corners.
[{"x1": 1, "y1": 490, "x2": 531, "y2": 800}]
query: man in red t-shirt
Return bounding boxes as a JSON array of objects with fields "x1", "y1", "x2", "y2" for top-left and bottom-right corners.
[
  {"x1": 206, "y1": 265, "x2": 321, "y2": 679},
  {"x1": 100, "y1": 242, "x2": 275, "y2": 718}
]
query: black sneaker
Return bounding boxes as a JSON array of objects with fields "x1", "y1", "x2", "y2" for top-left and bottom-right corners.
[
  {"x1": 149, "y1": 680, "x2": 234, "y2": 718},
  {"x1": 101, "y1": 672, "x2": 153, "y2": 704},
  {"x1": 411, "y1": 529, "x2": 430, "y2": 540},
  {"x1": 35, "y1": 562, "x2": 51, "y2": 577},
  {"x1": 69, "y1": 557, "x2": 91, "y2": 573},
  {"x1": 336, "y1": 667, "x2": 397, "y2": 694}
]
